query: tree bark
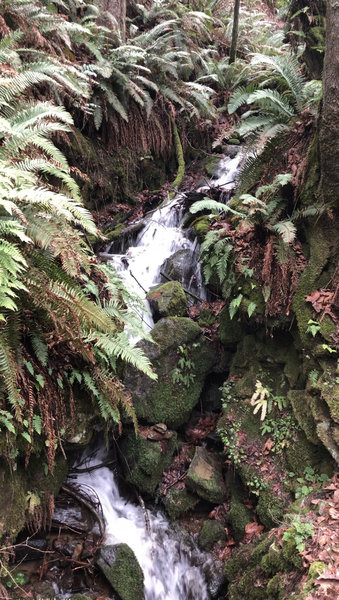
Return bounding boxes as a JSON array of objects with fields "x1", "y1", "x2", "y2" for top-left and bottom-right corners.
[
  {"x1": 229, "y1": 0, "x2": 241, "y2": 64},
  {"x1": 319, "y1": 0, "x2": 339, "y2": 203},
  {"x1": 100, "y1": 0, "x2": 126, "y2": 41}
]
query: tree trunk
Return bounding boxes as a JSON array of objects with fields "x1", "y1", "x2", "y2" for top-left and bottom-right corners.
[
  {"x1": 319, "y1": 0, "x2": 339, "y2": 202},
  {"x1": 229, "y1": 0, "x2": 241, "y2": 64},
  {"x1": 100, "y1": 0, "x2": 126, "y2": 41}
]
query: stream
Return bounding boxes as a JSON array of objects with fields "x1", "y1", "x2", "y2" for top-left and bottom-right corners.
[{"x1": 65, "y1": 153, "x2": 242, "y2": 599}]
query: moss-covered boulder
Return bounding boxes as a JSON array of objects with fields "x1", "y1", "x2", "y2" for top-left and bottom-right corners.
[
  {"x1": 198, "y1": 519, "x2": 227, "y2": 550},
  {"x1": 226, "y1": 480, "x2": 252, "y2": 542},
  {"x1": 120, "y1": 429, "x2": 177, "y2": 495},
  {"x1": 163, "y1": 486, "x2": 199, "y2": 519},
  {"x1": 96, "y1": 544, "x2": 144, "y2": 600},
  {"x1": 186, "y1": 446, "x2": 227, "y2": 504},
  {"x1": 146, "y1": 281, "x2": 187, "y2": 321},
  {"x1": 124, "y1": 317, "x2": 216, "y2": 428}
]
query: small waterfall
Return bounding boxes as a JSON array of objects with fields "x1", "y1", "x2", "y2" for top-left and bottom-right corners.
[
  {"x1": 68, "y1": 153, "x2": 242, "y2": 598},
  {"x1": 102, "y1": 194, "x2": 205, "y2": 336},
  {"x1": 72, "y1": 448, "x2": 211, "y2": 600}
]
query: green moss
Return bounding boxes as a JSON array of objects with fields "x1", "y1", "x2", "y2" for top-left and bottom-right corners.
[
  {"x1": 256, "y1": 486, "x2": 286, "y2": 530},
  {"x1": 282, "y1": 529, "x2": 303, "y2": 568},
  {"x1": 266, "y1": 574, "x2": 284, "y2": 599},
  {"x1": 288, "y1": 390, "x2": 318, "y2": 444},
  {"x1": 308, "y1": 561, "x2": 327, "y2": 581},
  {"x1": 171, "y1": 119, "x2": 185, "y2": 188},
  {"x1": 198, "y1": 519, "x2": 227, "y2": 550},
  {"x1": 224, "y1": 535, "x2": 271, "y2": 582},
  {"x1": 146, "y1": 281, "x2": 187, "y2": 320},
  {"x1": 260, "y1": 542, "x2": 285, "y2": 575},
  {"x1": 227, "y1": 479, "x2": 251, "y2": 542},
  {"x1": 292, "y1": 219, "x2": 336, "y2": 348},
  {"x1": 204, "y1": 156, "x2": 222, "y2": 177},
  {"x1": 193, "y1": 215, "x2": 211, "y2": 240},
  {"x1": 163, "y1": 487, "x2": 199, "y2": 520},
  {"x1": 121, "y1": 430, "x2": 177, "y2": 496},
  {"x1": 186, "y1": 447, "x2": 227, "y2": 504},
  {"x1": 218, "y1": 306, "x2": 244, "y2": 346},
  {"x1": 127, "y1": 317, "x2": 216, "y2": 428},
  {"x1": 97, "y1": 544, "x2": 144, "y2": 600}
]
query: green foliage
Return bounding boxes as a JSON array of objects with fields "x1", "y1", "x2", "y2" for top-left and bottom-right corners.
[
  {"x1": 218, "y1": 418, "x2": 247, "y2": 466},
  {"x1": 293, "y1": 467, "x2": 329, "y2": 499},
  {"x1": 283, "y1": 518, "x2": 315, "y2": 552},
  {"x1": 260, "y1": 414, "x2": 300, "y2": 454},
  {"x1": 306, "y1": 319, "x2": 321, "y2": 337},
  {"x1": 250, "y1": 380, "x2": 288, "y2": 422},
  {"x1": 172, "y1": 344, "x2": 197, "y2": 388}
]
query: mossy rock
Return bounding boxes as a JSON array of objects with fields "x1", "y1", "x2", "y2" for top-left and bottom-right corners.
[
  {"x1": 146, "y1": 281, "x2": 187, "y2": 321},
  {"x1": 218, "y1": 306, "x2": 244, "y2": 346},
  {"x1": 285, "y1": 433, "x2": 332, "y2": 477},
  {"x1": 288, "y1": 390, "x2": 319, "y2": 444},
  {"x1": 224, "y1": 535, "x2": 271, "y2": 582},
  {"x1": 163, "y1": 486, "x2": 199, "y2": 520},
  {"x1": 226, "y1": 476, "x2": 251, "y2": 542},
  {"x1": 260, "y1": 542, "x2": 285, "y2": 575},
  {"x1": 266, "y1": 574, "x2": 284, "y2": 599},
  {"x1": 282, "y1": 529, "x2": 303, "y2": 568},
  {"x1": 317, "y1": 360, "x2": 339, "y2": 423},
  {"x1": 256, "y1": 486, "x2": 286, "y2": 530},
  {"x1": 186, "y1": 446, "x2": 227, "y2": 505},
  {"x1": 120, "y1": 429, "x2": 177, "y2": 496},
  {"x1": 124, "y1": 317, "x2": 216, "y2": 428},
  {"x1": 193, "y1": 215, "x2": 211, "y2": 240},
  {"x1": 198, "y1": 519, "x2": 226, "y2": 551},
  {"x1": 204, "y1": 155, "x2": 222, "y2": 177},
  {"x1": 96, "y1": 544, "x2": 144, "y2": 600},
  {"x1": 308, "y1": 560, "x2": 327, "y2": 580},
  {"x1": 0, "y1": 452, "x2": 67, "y2": 543}
]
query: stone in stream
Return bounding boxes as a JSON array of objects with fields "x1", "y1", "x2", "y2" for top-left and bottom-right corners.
[
  {"x1": 124, "y1": 317, "x2": 217, "y2": 429},
  {"x1": 146, "y1": 280, "x2": 187, "y2": 321},
  {"x1": 96, "y1": 544, "x2": 144, "y2": 600},
  {"x1": 161, "y1": 248, "x2": 196, "y2": 288},
  {"x1": 198, "y1": 519, "x2": 227, "y2": 551},
  {"x1": 186, "y1": 446, "x2": 227, "y2": 505},
  {"x1": 120, "y1": 428, "x2": 177, "y2": 495}
]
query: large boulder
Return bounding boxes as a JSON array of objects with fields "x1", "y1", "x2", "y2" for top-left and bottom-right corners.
[
  {"x1": 161, "y1": 249, "x2": 196, "y2": 287},
  {"x1": 96, "y1": 544, "x2": 144, "y2": 600},
  {"x1": 124, "y1": 317, "x2": 217, "y2": 428},
  {"x1": 146, "y1": 281, "x2": 187, "y2": 321},
  {"x1": 186, "y1": 446, "x2": 227, "y2": 504},
  {"x1": 120, "y1": 427, "x2": 177, "y2": 495}
]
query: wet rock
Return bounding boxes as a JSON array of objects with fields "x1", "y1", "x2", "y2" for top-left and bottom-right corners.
[
  {"x1": 198, "y1": 520, "x2": 227, "y2": 551},
  {"x1": 124, "y1": 317, "x2": 217, "y2": 428},
  {"x1": 120, "y1": 429, "x2": 177, "y2": 495},
  {"x1": 163, "y1": 486, "x2": 199, "y2": 519},
  {"x1": 186, "y1": 447, "x2": 227, "y2": 504},
  {"x1": 53, "y1": 505, "x2": 91, "y2": 533},
  {"x1": 14, "y1": 539, "x2": 47, "y2": 563},
  {"x1": 146, "y1": 281, "x2": 187, "y2": 321},
  {"x1": 161, "y1": 249, "x2": 196, "y2": 288},
  {"x1": 34, "y1": 582, "x2": 56, "y2": 600},
  {"x1": 96, "y1": 544, "x2": 144, "y2": 600}
]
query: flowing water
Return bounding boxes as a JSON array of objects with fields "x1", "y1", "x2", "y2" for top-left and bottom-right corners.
[
  {"x1": 72, "y1": 447, "x2": 212, "y2": 600},
  {"x1": 68, "y1": 153, "x2": 242, "y2": 599}
]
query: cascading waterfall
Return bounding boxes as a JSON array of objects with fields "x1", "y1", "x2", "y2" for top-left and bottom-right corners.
[
  {"x1": 69, "y1": 152, "x2": 242, "y2": 599},
  {"x1": 72, "y1": 447, "x2": 211, "y2": 600}
]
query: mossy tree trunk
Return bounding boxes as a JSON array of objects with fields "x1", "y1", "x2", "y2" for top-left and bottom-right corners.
[
  {"x1": 229, "y1": 0, "x2": 241, "y2": 64},
  {"x1": 100, "y1": 0, "x2": 126, "y2": 41},
  {"x1": 319, "y1": 0, "x2": 339, "y2": 203}
]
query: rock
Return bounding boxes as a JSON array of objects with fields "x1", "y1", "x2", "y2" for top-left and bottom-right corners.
[
  {"x1": 146, "y1": 281, "x2": 187, "y2": 321},
  {"x1": 14, "y1": 539, "x2": 47, "y2": 563},
  {"x1": 120, "y1": 428, "x2": 177, "y2": 495},
  {"x1": 161, "y1": 249, "x2": 196, "y2": 288},
  {"x1": 96, "y1": 544, "x2": 144, "y2": 600},
  {"x1": 226, "y1": 480, "x2": 251, "y2": 543},
  {"x1": 198, "y1": 520, "x2": 226, "y2": 550},
  {"x1": 124, "y1": 317, "x2": 217, "y2": 428},
  {"x1": 34, "y1": 582, "x2": 56, "y2": 600},
  {"x1": 163, "y1": 487, "x2": 199, "y2": 519},
  {"x1": 186, "y1": 447, "x2": 227, "y2": 504}
]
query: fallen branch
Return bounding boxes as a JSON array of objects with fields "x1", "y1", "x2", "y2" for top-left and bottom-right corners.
[
  {"x1": 71, "y1": 458, "x2": 117, "y2": 474},
  {"x1": 137, "y1": 494, "x2": 151, "y2": 537},
  {"x1": 61, "y1": 484, "x2": 105, "y2": 540}
]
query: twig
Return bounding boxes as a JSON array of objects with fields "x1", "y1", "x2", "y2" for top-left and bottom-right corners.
[
  {"x1": 137, "y1": 494, "x2": 151, "y2": 537},
  {"x1": 61, "y1": 484, "x2": 105, "y2": 540},
  {"x1": 163, "y1": 471, "x2": 188, "y2": 494},
  {"x1": 129, "y1": 270, "x2": 148, "y2": 294},
  {"x1": 71, "y1": 458, "x2": 117, "y2": 474}
]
